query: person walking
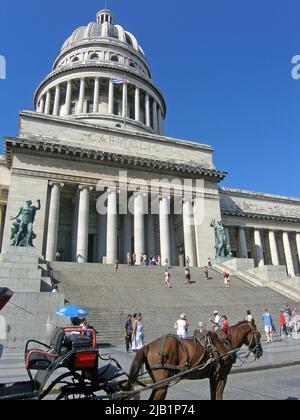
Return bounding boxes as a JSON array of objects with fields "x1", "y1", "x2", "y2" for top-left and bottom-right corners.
[
  {"x1": 131, "y1": 313, "x2": 145, "y2": 352},
  {"x1": 115, "y1": 258, "x2": 120, "y2": 272},
  {"x1": 124, "y1": 314, "x2": 133, "y2": 352},
  {"x1": 220, "y1": 315, "x2": 229, "y2": 331},
  {"x1": 164, "y1": 269, "x2": 171, "y2": 288},
  {"x1": 210, "y1": 310, "x2": 221, "y2": 331},
  {"x1": 223, "y1": 271, "x2": 231, "y2": 288},
  {"x1": 279, "y1": 310, "x2": 288, "y2": 338},
  {"x1": 245, "y1": 310, "x2": 254, "y2": 323},
  {"x1": 184, "y1": 267, "x2": 191, "y2": 285},
  {"x1": 208, "y1": 257, "x2": 212, "y2": 268},
  {"x1": 262, "y1": 309, "x2": 274, "y2": 343},
  {"x1": 186, "y1": 256, "x2": 190, "y2": 268},
  {"x1": 204, "y1": 266, "x2": 209, "y2": 280},
  {"x1": 174, "y1": 313, "x2": 189, "y2": 339}
]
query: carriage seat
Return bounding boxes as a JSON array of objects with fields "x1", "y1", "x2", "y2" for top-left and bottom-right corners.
[{"x1": 25, "y1": 328, "x2": 67, "y2": 371}]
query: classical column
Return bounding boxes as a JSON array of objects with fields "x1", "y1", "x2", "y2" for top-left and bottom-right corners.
[
  {"x1": 97, "y1": 214, "x2": 107, "y2": 263},
  {"x1": 183, "y1": 198, "x2": 196, "y2": 267},
  {"x1": 108, "y1": 79, "x2": 114, "y2": 115},
  {"x1": 122, "y1": 82, "x2": 128, "y2": 118},
  {"x1": 296, "y1": 233, "x2": 300, "y2": 267},
  {"x1": 238, "y1": 227, "x2": 248, "y2": 258},
  {"x1": 134, "y1": 192, "x2": 145, "y2": 264},
  {"x1": 268, "y1": 230, "x2": 279, "y2": 266},
  {"x1": 147, "y1": 214, "x2": 156, "y2": 258},
  {"x1": 123, "y1": 213, "x2": 132, "y2": 263},
  {"x1": 46, "y1": 182, "x2": 64, "y2": 262},
  {"x1": 53, "y1": 85, "x2": 60, "y2": 116},
  {"x1": 71, "y1": 193, "x2": 79, "y2": 262},
  {"x1": 225, "y1": 227, "x2": 231, "y2": 255},
  {"x1": 65, "y1": 80, "x2": 72, "y2": 116},
  {"x1": 159, "y1": 195, "x2": 171, "y2": 266},
  {"x1": 135, "y1": 86, "x2": 140, "y2": 122},
  {"x1": 78, "y1": 77, "x2": 86, "y2": 114},
  {"x1": 76, "y1": 185, "x2": 92, "y2": 263},
  {"x1": 158, "y1": 108, "x2": 164, "y2": 135},
  {"x1": 45, "y1": 91, "x2": 51, "y2": 115},
  {"x1": 254, "y1": 229, "x2": 264, "y2": 267},
  {"x1": 39, "y1": 96, "x2": 45, "y2": 113},
  {"x1": 282, "y1": 232, "x2": 295, "y2": 277},
  {"x1": 93, "y1": 77, "x2": 100, "y2": 113},
  {"x1": 0, "y1": 205, "x2": 4, "y2": 252},
  {"x1": 145, "y1": 93, "x2": 151, "y2": 127},
  {"x1": 152, "y1": 100, "x2": 158, "y2": 133},
  {"x1": 106, "y1": 188, "x2": 118, "y2": 264}
]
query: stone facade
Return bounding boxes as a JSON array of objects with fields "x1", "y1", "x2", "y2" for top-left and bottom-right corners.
[{"x1": 0, "y1": 7, "x2": 300, "y2": 282}]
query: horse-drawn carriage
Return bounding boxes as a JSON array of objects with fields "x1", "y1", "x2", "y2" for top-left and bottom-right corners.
[
  {"x1": 0, "y1": 289, "x2": 263, "y2": 400},
  {"x1": 0, "y1": 326, "x2": 131, "y2": 400}
]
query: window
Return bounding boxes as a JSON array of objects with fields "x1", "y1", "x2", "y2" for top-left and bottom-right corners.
[
  {"x1": 111, "y1": 55, "x2": 119, "y2": 63},
  {"x1": 90, "y1": 53, "x2": 99, "y2": 61},
  {"x1": 71, "y1": 56, "x2": 79, "y2": 64},
  {"x1": 129, "y1": 61, "x2": 136, "y2": 68}
]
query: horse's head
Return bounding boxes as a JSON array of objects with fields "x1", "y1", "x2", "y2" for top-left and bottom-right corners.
[{"x1": 244, "y1": 320, "x2": 263, "y2": 360}]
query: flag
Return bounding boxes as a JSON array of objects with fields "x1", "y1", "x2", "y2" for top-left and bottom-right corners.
[{"x1": 112, "y1": 78, "x2": 129, "y2": 85}]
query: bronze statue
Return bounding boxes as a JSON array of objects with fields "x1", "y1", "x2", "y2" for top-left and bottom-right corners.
[
  {"x1": 10, "y1": 200, "x2": 41, "y2": 247},
  {"x1": 210, "y1": 219, "x2": 229, "y2": 259}
]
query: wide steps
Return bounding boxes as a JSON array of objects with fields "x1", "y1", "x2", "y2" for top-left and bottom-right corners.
[{"x1": 51, "y1": 263, "x2": 297, "y2": 346}]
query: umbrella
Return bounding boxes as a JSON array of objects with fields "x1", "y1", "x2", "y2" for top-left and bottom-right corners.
[
  {"x1": 0, "y1": 288, "x2": 14, "y2": 311},
  {"x1": 56, "y1": 305, "x2": 89, "y2": 318}
]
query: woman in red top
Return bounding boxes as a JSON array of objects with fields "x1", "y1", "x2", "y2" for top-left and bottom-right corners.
[
  {"x1": 279, "y1": 310, "x2": 288, "y2": 337},
  {"x1": 220, "y1": 315, "x2": 229, "y2": 331}
]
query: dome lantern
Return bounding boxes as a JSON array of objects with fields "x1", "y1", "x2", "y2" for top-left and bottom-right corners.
[{"x1": 96, "y1": 9, "x2": 114, "y2": 24}]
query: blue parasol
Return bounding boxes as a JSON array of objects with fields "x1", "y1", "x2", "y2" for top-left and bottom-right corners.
[{"x1": 56, "y1": 305, "x2": 89, "y2": 318}]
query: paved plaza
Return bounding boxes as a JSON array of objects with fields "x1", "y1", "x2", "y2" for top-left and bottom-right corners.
[{"x1": 1, "y1": 335, "x2": 300, "y2": 400}]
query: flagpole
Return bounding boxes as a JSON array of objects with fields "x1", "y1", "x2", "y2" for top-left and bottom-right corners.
[{"x1": 124, "y1": 73, "x2": 127, "y2": 129}]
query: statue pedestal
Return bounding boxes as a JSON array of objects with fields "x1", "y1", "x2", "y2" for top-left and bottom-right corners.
[
  {"x1": 0, "y1": 247, "x2": 42, "y2": 292},
  {"x1": 0, "y1": 247, "x2": 66, "y2": 348}
]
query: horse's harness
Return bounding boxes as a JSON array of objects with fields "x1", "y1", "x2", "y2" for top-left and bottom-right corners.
[
  {"x1": 149, "y1": 330, "x2": 233, "y2": 374},
  {"x1": 149, "y1": 322, "x2": 259, "y2": 374}
]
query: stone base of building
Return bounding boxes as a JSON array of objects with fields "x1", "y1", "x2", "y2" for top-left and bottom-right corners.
[
  {"x1": 248, "y1": 265, "x2": 289, "y2": 284},
  {"x1": 0, "y1": 246, "x2": 66, "y2": 348},
  {"x1": 1, "y1": 291, "x2": 65, "y2": 348},
  {"x1": 217, "y1": 257, "x2": 255, "y2": 272},
  {"x1": 0, "y1": 247, "x2": 43, "y2": 292}
]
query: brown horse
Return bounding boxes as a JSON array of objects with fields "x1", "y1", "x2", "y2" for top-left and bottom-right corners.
[{"x1": 127, "y1": 321, "x2": 263, "y2": 400}]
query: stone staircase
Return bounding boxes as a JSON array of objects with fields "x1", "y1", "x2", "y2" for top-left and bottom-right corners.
[{"x1": 50, "y1": 263, "x2": 298, "y2": 346}]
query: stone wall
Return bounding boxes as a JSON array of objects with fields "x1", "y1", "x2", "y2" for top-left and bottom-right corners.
[{"x1": 220, "y1": 188, "x2": 300, "y2": 219}]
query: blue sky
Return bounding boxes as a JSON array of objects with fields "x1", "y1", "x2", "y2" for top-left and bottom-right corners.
[{"x1": 0, "y1": 0, "x2": 299, "y2": 197}]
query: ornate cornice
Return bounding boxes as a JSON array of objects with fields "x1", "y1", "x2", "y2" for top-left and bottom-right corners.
[
  {"x1": 5, "y1": 136, "x2": 227, "y2": 181},
  {"x1": 221, "y1": 210, "x2": 300, "y2": 225}
]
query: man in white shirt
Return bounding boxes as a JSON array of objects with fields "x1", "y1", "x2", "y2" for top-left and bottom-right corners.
[{"x1": 210, "y1": 310, "x2": 221, "y2": 330}]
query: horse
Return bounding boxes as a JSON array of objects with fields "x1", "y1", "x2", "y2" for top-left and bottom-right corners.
[{"x1": 127, "y1": 320, "x2": 263, "y2": 400}]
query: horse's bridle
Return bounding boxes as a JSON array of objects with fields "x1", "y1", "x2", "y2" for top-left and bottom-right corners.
[{"x1": 244, "y1": 322, "x2": 261, "y2": 359}]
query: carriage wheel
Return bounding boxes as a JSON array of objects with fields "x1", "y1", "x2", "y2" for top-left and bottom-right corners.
[{"x1": 56, "y1": 385, "x2": 97, "y2": 400}]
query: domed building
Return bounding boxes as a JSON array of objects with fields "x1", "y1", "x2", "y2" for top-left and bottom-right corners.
[
  {"x1": 0, "y1": 8, "x2": 300, "y2": 347},
  {"x1": 35, "y1": 9, "x2": 165, "y2": 135}
]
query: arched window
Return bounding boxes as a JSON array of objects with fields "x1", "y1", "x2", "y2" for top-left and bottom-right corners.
[
  {"x1": 90, "y1": 53, "x2": 99, "y2": 61},
  {"x1": 129, "y1": 61, "x2": 136, "y2": 69},
  {"x1": 71, "y1": 56, "x2": 79, "y2": 63},
  {"x1": 111, "y1": 54, "x2": 119, "y2": 63}
]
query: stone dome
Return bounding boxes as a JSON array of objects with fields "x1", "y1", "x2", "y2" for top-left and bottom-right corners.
[
  {"x1": 34, "y1": 8, "x2": 166, "y2": 135},
  {"x1": 61, "y1": 10, "x2": 145, "y2": 58}
]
